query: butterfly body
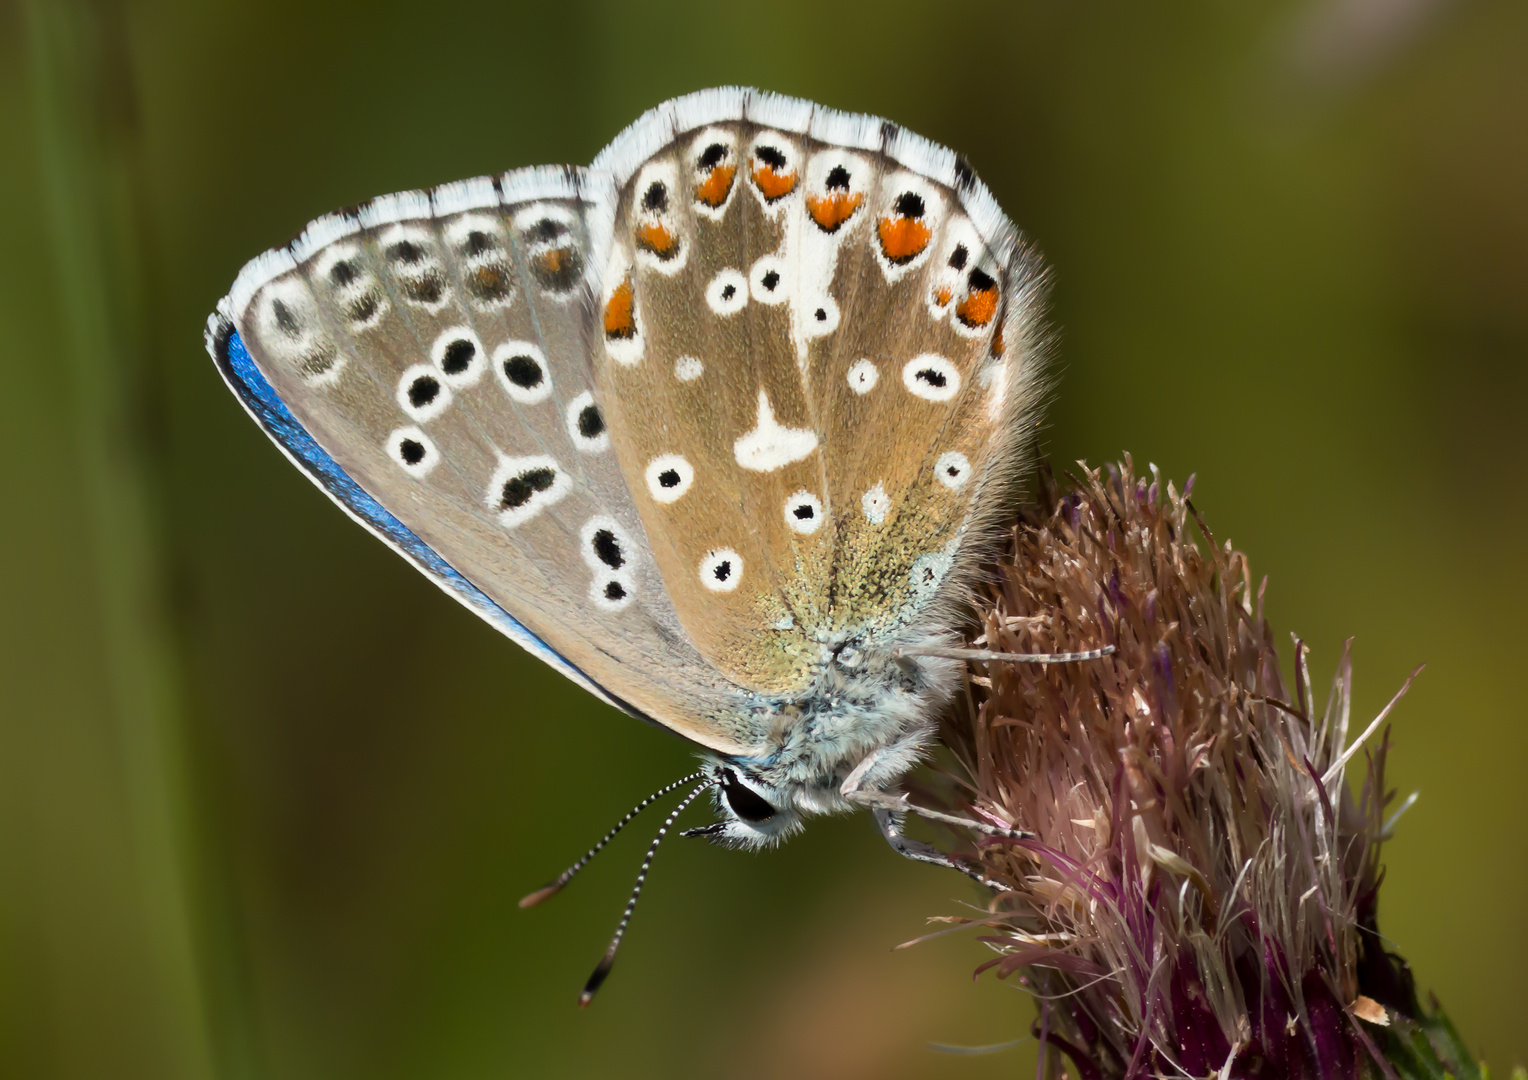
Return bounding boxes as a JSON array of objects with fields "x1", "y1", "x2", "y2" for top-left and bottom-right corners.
[{"x1": 207, "y1": 88, "x2": 1048, "y2": 849}]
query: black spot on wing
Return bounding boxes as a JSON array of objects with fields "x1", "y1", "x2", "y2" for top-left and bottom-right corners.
[{"x1": 500, "y1": 467, "x2": 556, "y2": 510}]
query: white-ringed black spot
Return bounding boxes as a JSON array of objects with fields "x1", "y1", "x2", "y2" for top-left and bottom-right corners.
[
  {"x1": 814, "y1": 308, "x2": 827, "y2": 322},
  {"x1": 847, "y1": 359, "x2": 879, "y2": 394},
  {"x1": 935, "y1": 450, "x2": 972, "y2": 490},
  {"x1": 441, "y1": 339, "x2": 475, "y2": 375},
  {"x1": 948, "y1": 244, "x2": 969, "y2": 270},
  {"x1": 968, "y1": 267, "x2": 996, "y2": 292},
  {"x1": 503, "y1": 353, "x2": 543, "y2": 389},
  {"x1": 591, "y1": 529, "x2": 624, "y2": 570},
  {"x1": 500, "y1": 467, "x2": 557, "y2": 511},
  {"x1": 825, "y1": 165, "x2": 850, "y2": 190},
  {"x1": 464, "y1": 231, "x2": 492, "y2": 256},
  {"x1": 902, "y1": 354, "x2": 961, "y2": 402},
  {"x1": 565, "y1": 391, "x2": 609, "y2": 452},
  {"x1": 493, "y1": 341, "x2": 553, "y2": 403},
  {"x1": 756, "y1": 145, "x2": 786, "y2": 169},
  {"x1": 408, "y1": 375, "x2": 440, "y2": 407},
  {"x1": 329, "y1": 260, "x2": 358, "y2": 286},
  {"x1": 762, "y1": 271, "x2": 779, "y2": 291},
  {"x1": 699, "y1": 549, "x2": 741, "y2": 592},
  {"x1": 386, "y1": 426, "x2": 438, "y2": 478},
  {"x1": 705, "y1": 269, "x2": 748, "y2": 315},
  {"x1": 397, "y1": 363, "x2": 452, "y2": 420},
  {"x1": 699, "y1": 143, "x2": 727, "y2": 168},
  {"x1": 604, "y1": 580, "x2": 626, "y2": 601},
  {"x1": 487, "y1": 453, "x2": 569, "y2": 528},
  {"x1": 645, "y1": 454, "x2": 694, "y2": 503},
  {"x1": 642, "y1": 182, "x2": 668, "y2": 212},
  {"x1": 783, "y1": 489, "x2": 824, "y2": 535}
]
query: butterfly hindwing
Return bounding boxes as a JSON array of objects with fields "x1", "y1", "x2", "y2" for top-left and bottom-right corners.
[{"x1": 587, "y1": 91, "x2": 1046, "y2": 696}]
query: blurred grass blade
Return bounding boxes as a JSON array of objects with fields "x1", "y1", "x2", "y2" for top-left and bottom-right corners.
[{"x1": 24, "y1": 1, "x2": 216, "y2": 1077}]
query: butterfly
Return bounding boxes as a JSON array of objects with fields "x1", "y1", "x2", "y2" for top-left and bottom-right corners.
[{"x1": 204, "y1": 87, "x2": 1078, "y2": 1002}]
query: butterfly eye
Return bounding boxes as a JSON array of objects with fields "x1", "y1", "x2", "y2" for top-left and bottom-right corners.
[{"x1": 721, "y1": 770, "x2": 776, "y2": 824}]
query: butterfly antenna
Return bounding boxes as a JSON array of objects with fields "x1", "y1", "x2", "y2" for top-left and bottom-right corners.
[
  {"x1": 893, "y1": 644, "x2": 1116, "y2": 664},
  {"x1": 579, "y1": 778, "x2": 712, "y2": 1008},
  {"x1": 519, "y1": 770, "x2": 706, "y2": 909}
]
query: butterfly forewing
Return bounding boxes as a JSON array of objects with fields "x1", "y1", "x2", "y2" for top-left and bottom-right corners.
[{"x1": 222, "y1": 170, "x2": 762, "y2": 754}]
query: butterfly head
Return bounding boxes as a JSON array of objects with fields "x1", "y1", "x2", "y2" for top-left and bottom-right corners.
[{"x1": 680, "y1": 764, "x2": 800, "y2": 849}]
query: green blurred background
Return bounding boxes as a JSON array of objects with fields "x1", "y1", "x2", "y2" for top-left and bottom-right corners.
[{"x1": 3, "y1": 0, "x2": 1525, "y2": 1076}]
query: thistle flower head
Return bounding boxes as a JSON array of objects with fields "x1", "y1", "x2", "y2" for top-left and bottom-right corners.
[{"x1": 937, "y1": 459, "x2": 1439, "y2": 1079}]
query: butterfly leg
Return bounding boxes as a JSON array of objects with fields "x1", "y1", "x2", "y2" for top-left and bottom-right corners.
[
  {"x1": 840, "y1": 751, "x2": 1036, "y2": 843},
  {"x1": 871, "y1": 808, "x2": 1004, "y2": 889}
]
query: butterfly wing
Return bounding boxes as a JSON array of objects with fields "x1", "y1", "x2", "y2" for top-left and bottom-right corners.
[
  {"x1": 206, "y1": 167, "x2": 763, "y2": 755},
  {"x1": 585, "y1": 90, "x2": 1047, "y2": 695}
]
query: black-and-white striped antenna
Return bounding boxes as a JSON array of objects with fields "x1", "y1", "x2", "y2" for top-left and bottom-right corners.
[
  {"x1": 578, "y1": 778, "x2": 712, "y2": 1007},
  {"x1": 519, "y1": 770, "x2": 706, "y2": 909}
]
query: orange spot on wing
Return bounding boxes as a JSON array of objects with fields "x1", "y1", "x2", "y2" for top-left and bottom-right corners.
[
  {"x1": 695, "y1": 164, "x2": 736, "y2": 208},
  {"x1": 604, "y1": 278, "x2": 635, "y2": 339},
  {"x1": 956, "y1": 286, "x2": 998, "y2": 328},
  {"x1": 878, "y1": 216, "x2": 932, "y2": 264},
  {"x1": 536, "y1": 249, "x2": 563, "y2": 275},
  {"x1": 752, "y1": 162, "x2": 797, "y2": 202},
  {"x1": 806, "y1": 191, "x2": 864, "y2": 232},
  {"x1": 635, "y1": 222, "x2": 679, "y2": 259},
  {"x1": 934, "y1": 285, "x2": 952, "y2": 307}
]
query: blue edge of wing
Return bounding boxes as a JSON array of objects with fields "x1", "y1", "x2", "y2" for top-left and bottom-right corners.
[{"x1": 209, "y1": 318, "x2": 652, "y2": 728}]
